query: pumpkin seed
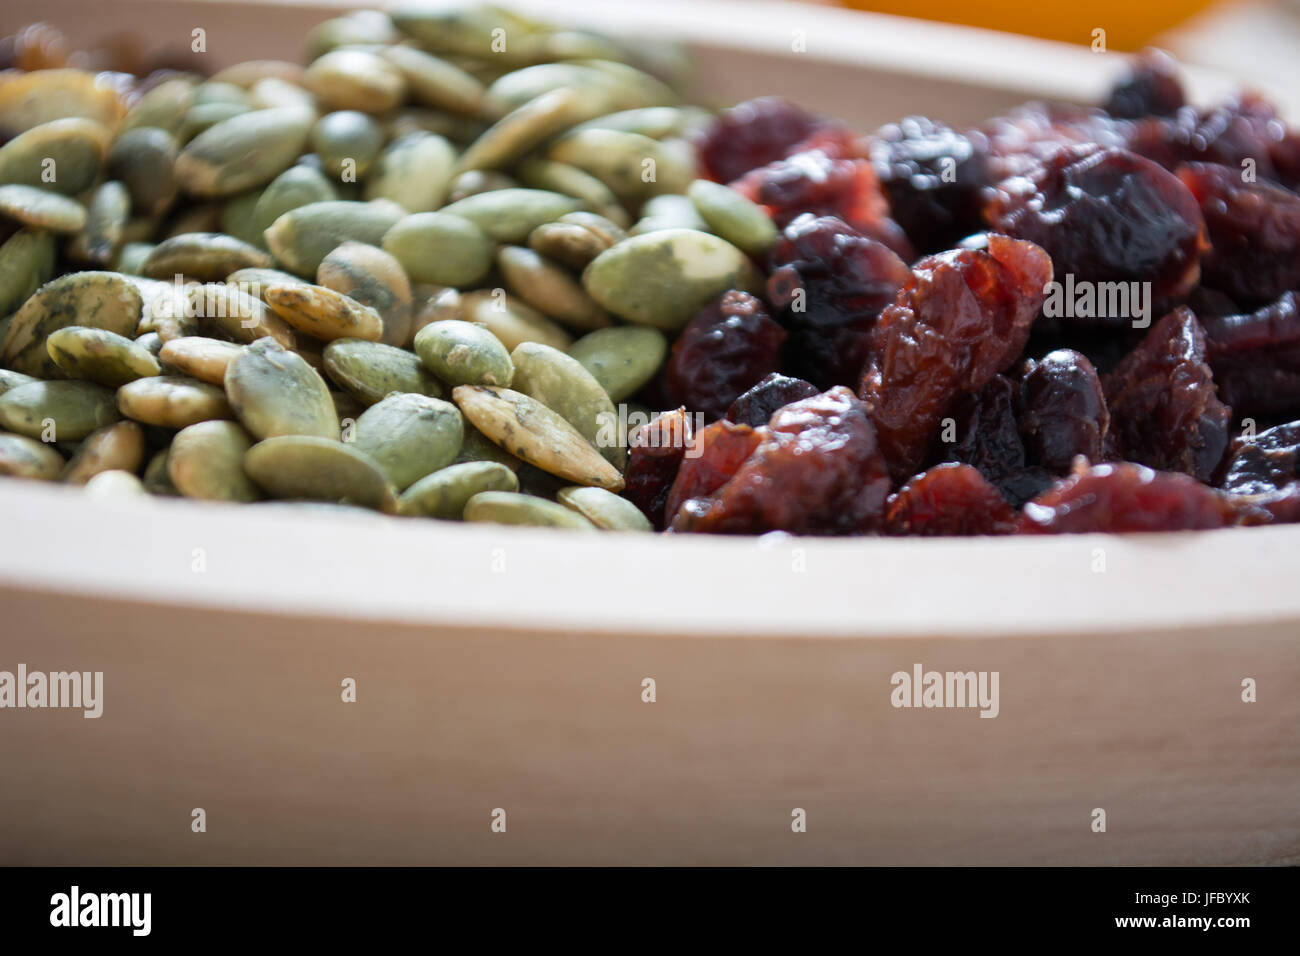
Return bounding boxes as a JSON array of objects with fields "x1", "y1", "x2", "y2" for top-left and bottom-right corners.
[
  {"x1": 379, "y1": 45, "x2": 484, "y2": 115},
  {"x1": 397, "y1": 460, "x2": 518, "y2": 518},
  {"x1": 482, "y1": 63, "x2": 616, "y2": 114},
  {"x1": 510, "y1": 341, "x2": 622, "y2": 467},
  {"x1": 497, "y1": 246, "x2": 610, "y2": 330},
  {"x1": 117, "y1": 375, "x2": 232, "y2": 428},
  {"x1": 582, "y1": 228, "x2": 761, "y2": 330},
  {"x1": 0, "y1": 431, "x2": 65, "y2": 479},
  {"x1": 164, "y1": 203, "x2": 222, "y2": 238},
  {"x1": 46, "y1": 325, "x2": 161, "y2": 386},
  {"x1": 440, "y1": 188, "x2": 583, "y2": 243},
  {"x1": 446, "y1": 169, "x2": 517, "y2": 203},
  {"x1": 193, "y1": 82, "x2": 254, "y2": 109},
  {"x1": 83, "y1": 469, "x2": 147, "y2": 497},
  {"x1": 413, "y1": 318, "x2": 512, "y2": 388},
  {"x1": 121, "y1": 78, "x2": 195, "y2": 135},
  {"x1": 0, "y1": 117, "x2": 110, "y2": 195},
  {"x1": 252, "y1": 165, "x2": 338, "y2": 240},
  {"x1": 179, "y1": 102, "x2": 253, "y2": 144},
  {"x1": 248, "y1": 77, "x2": 318, "y2": 114},
  {"x1": 175, "y1": 108, "x2": 314, "y2": 198},
  {"x1": 211, "y1": 60, "x2": 307, "y2": 89},
  {"x1": 108, "y1": 127, "x2": 181, "y2": 218},
  {"x1": 557, "y1": 484, "x2": 653, "y2": 531},
  {"x1": 526, "y1": 215, "x2": 622, "y2": 270},
  {"x1": 454, "y1": 421, "x2": 522, "y2": 471},
  {"x1": 515, "y1": 158, "x2": 628, "y2": 228},
  {"x1": 264, "y1": 200, "x2": 404, "y2": 275},
  {"x1": 323, "y1": 337, "x2": 443, "y2": 405},
  {"x1": 227, "y1": 267, "x2": 309, "y2": 296},
  {"x1": 128, "y1": 275, "x2": 194, "y2": 341},
  {"x1": 158, "y1": 336, "x2": 243, "y2": 385},
  {"x1": 0, "y1": 184, "x2": 86, "y2": 233},
  {"x1": 311, "y1": 110, "x2": 384, "y2": 180},
  {"x1": 305, "y1": 50, "x2": 406, "y2": 114},
  {"x1": 243, "y1": 434, "x2": 397, "y2": 512},
  {"x1": 113, "y1": 241, "x2": 156, "y2": 276},
  {"x1": 629, "y1": 193, "x2": 709, "y2": 234},
  {"x1": 464, "y1": 490, "x2": 596, "y2": 529},
  {"x1": 362, "y1": 131, "x2": 455, "y2": 213},
  {"x1": 548, "y1": 128, "x2": 692, "y2": 203},
  {"x1": 351, "y1": 392, "x2": 463, "y2": 489},
  {"x1": 0, "y1": 229, "x2": 56, "y2": 315},
  {"x1": 0, "y1": 369, "x2": 39, "y2": 395},
  {"x1": 459, "y1": 290, "x2": 571, "y2": 352},
  {"x1": 317, "y1": 241, "x2": 412, "y2": 346},
  {"x1": 451, "y1": 385, "x2": 623, "y2": 490},
  {"x1": 142, "y1": 232, "x2": 273, "y2": 281},
  {"x1": 186, "y1": 281, "x2": 297, "y2": 348},
  {"x1": 567, "y1": 325, "x2": 667, "y2": 401},
  {"x1": 687, "y1": 178, "x2": 779, "y2": 256},
  {"x1": 61, "y1": 419, "x2": 145, "y2": 484},
  {"x1": 381, "y1": 211, "x2": 493, "y2": 288},
  {"x1": 142, "y1": 447, "x2": 178, "y2": 495},
  {"x1": 262, "y1": 282, "x2": 382, "y2": 342},
  {"x1": 168, "y1": 419, "x2": 261, "y2": 502},
  {"x1": 0, "y1": 68, "x2": 125, "y2": 134},
  {"x1": 2, "y1": 270, "x2": 143, "y2": 377},
  {"x1": 386, "y1": 108, "x2": 487, "y2": 146},
  {"x1": 70, "y1": 180, "x2": 131, "y2": 264},
  {"x1": 456, "y1": 87, "x2": 596, "y2": 174},
  {"x1": 307, "y1": 11, "x2": 400, "y2": 60},
  {"x1": 568, "y1": 105, "x2": 706, "y2": 140},
  {"x1": 0, "y1": 379, "x2": 121, "y2": 440},
  {"x1": 225, "y1": 336, "x2": 339, "y2": 439}
]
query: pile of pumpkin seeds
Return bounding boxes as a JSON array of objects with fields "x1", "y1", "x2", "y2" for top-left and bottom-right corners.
[{"x1": 0, "y1": 4, "x2": 778, "y2": 531}]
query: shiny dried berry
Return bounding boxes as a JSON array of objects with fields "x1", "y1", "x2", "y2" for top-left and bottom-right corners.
[
  {"x1": 1202, "y1": 291, "x2": 1300, "y2": 418},
  {"x1": 884, "y1": 463, "x2": 1020, "y2": 536},
  {"x1": 669, "y1": 386, "x2": 890, "y2": 535},
  {"x1": 986, "y1": 145, "x2": 1206, "y2": 304},
  {"x1": 623, "y1": 407, "x2": 694, "y2": 530},
  {"x1": 870, "y1": 116, "x2": 991, "y2": 254},
  {"x1": 1125, "y1": 94, "x2": 1289, "y2": 184},
  {"x1": 859, "y1": 234, "x2": 1052, "y2": 482},
  {"x1": 694, "y1": 97, "x2": 820, "y2": 184},
  {"x1": 664, "y1": 291, "x2": 786, "y2": 421},
  {"x1": 940, "y1": 375, "x2": 1025, "y2": 490},
  {"x1": 1103, "y1": 307, "x2": 1231, "y2": 482},
  {"x1": 663, "y1": 418, "x2": 765, "y2": 523},
  {"x1": 1018, "y1": 349, "x2": 1109, "y2": 471},
  {"x1": 1022, "y1": 462, "x2": 1232, "y2": 533},
  {"x1": 724, "y1": 372, "x2": 818, "y2": 427},
  {"x1": 1219, "y1": 420, "x2": 1300, "y2": 495},
  {"x1": 983, "y1": 102, "x2": 1127, "y2": 181},
  {"x1": 1105, "y1": 49, "x2": 1185, "y2": 119},
  {"x1": 766, "y1": 213, "x2": 910, "y2": 389},
  {"x1": 1176, "y1": 162, "x2": 1300, "y2": 308}
]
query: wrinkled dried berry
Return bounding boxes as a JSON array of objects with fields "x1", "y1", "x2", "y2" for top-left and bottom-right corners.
[
  {"x1": 1022, "y1": 462, "x2": 1232, "y2": 533},
  {"x1": 1219, "y1": 420, "x2": 1300, "y2": 495},
  {"x1": 1105, "y1": 49, "x2": 1185, "y2": 119},
  {"x1": 766, "y1": 214, "x2": 910, "y2": 389},
  {"x1": 986, "y1": 145, "x2": 1206, "y2": 305},
  {"x1": 663, "y1": 418, "x2": 765, "y2": 523},
  {"x1": 940, "y1": 375, "x2": 1035, "y2": 504},
  {"x1": 1125, "y1": 94, "x2": 1289, "y2": 184},
  {"x1": 870, "y1": 116, "x2": 991, "y2": 254},
  {"x1": 725, "y1": 372, "x2": 819, "y2": 427},
  {"x1": 1176, "y1": 162, "x2": 1300, "y2": 308},
  {"x1": 694, "y1": 97, "x2": 820, "y2": 184},
  {"x1": 623, "y1": 407, "x2": 694, "y2": 530},
  {"x1": 1018, "y1": 349, "x2": 1109, "y2": 472},
  {"x1": 983, "y1": 102, "x2": 1127, "y2": 181},
  {"x1": 664, "y1": 291, "x2": 786, "y2": 421},
  {"x1": 1103, "y1": 307, "x2": 1231, "y2": 482},
  {"x1": 669, "y1": 387, "x2": 890, "y2": 535},
  {"x1": 859, "y1": 234, "x2": 1053, "y2": 482},
  {"x1": 1202, "y1": 291, "x2": 1300, "y2": 419},
  {"x1": 884, "y1": 463, "x2": 1020, "y2": 536}
]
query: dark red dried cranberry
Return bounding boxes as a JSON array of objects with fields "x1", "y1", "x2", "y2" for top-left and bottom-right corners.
[
  {"x1": 869, "y1": 116, "x2": 991, "y2": 254},
  {"x1": 940, "y1": 375, "x2": 1026, "y2": 494},
  {"x1": 1202, "y1": 291, "x2": 1300, "y2": 419},
  {"x1": 669, "y1": 387, "x2": 890, "y2": 535},
  {"x1": 623, "y1": 408, "x2": 694, "y2": 530},
  {"x1": 1105, "y1": 49, "x2": 1185, "y2": 119},
  {"x1": 693, "y1": 97, "x2": 820, "y2": 184},
  {"x1": 1022, "y1": 462, "x2": 1232, "y2": 533},
  {"x1": 986, "y1": 145, "x2": 1207, "y2": 304},
  {"x1": 1219, "y1": 420, "x2": 1300, "y2": 495},
  {"x1": 884, "y1": 463, "x2": 1020, "y2": 536},
  {"x1": 725, "y1": 373, "x2": 819, "y2": 427},
  {"x1": 1018, "y1": 349, "x2": 1109, "y2": 472},
  {"x1": 859, "y1": 234, "x2": 1052, "y2": 482},
  {"x1": 1251, "y1": 485, "x2": 1300, "y2": 524},
  {"x1": 664, "y1": 291, "x2": 786, "y2": 422},
  {"x1": 983, "y1": 102, "x2": 1127, "y2": 181},
  {"x1": 1125, "y1": 94, "x2": 1288, "y2": 183},
  {"x1": 1176, "y1": 162, "x2": 1300, "y2": 308},
  {"x1": 1103, "y1": 307, "x2": 1232, "y2": 482},
  {"x1": 766, "y1": 213, "x2": 910, "y2": 389},
  {"x1": 663, "y1": 418, "x2": 765, "y2": 524}
]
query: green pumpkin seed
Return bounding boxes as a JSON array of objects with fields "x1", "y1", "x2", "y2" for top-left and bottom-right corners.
[
  {"x1": 128, "y1": 275, "x2": 194, "y2": 341},
  {"x1": 121, "y1": 78, "x2": 195, "y2": 135},
  {"x1": 83, "y1": 469, "x2": 147, "y2": 497},
  {"x1": 168, "y1": 420, "x2": 261, "y2": 501},
  {"x1": 363, "y1": 131, "x2": 455, "y2": 213},
  {"x1": 243, "y1": 435, "x2": 398, "y2": 512},
  {"x1": 515, "y1": 158, "x2": 628, "y2": 228},
  {"x1": 397, "y1": 460, "x2": 518, "y2": 518},
  {"x1": 629, "y1": 193, "x2": 709, "y2": 235},
  {"x1": 378, "y1": 45, "x2": 484, "y2": 115},
  {"x1": 0, "y1": 68, "x2": 124, "y2": 134},
  {"x1": 386, "y1": 108, "x2": 487, "y2": 146},
  {"x1": 351, "y1": 392, "x2": 463, "y2": 489},
  {"x1": 0, "y1": 118, "x2": 110, "y2": 195},
  {"x1": 456, "y1": 87, "x2": 597, "y2": 174},
  {"x1": 451, "y1": 385, "x2": 623, "y2": 490},
  {"x1": 179, "y1": 102, "x2": 253, "y2": 144},
  {"x1": 117, "y1": 375, "x2": 232, "y2": 428},
  {"x1": 2, "y1": 270, "x2": 143, "y2": 377},
  {"x1": 307, "y1": 12, "x2": 400, "y2": 60},
  {"x1": 263, "y1": 282, "x2": 383, "y2": 342},
  {"x1": 454, "y1": 421, "x2": 522, "y2": 471},
  {"x1": 439, "y1": 188, "x2": 583, "y2": 243},
  {"x1": 47, "y1": 325, "x2": 161, "y2": 386},
  {"x1": 163, "y1": 203, "x2": 222, "y2": 239},
  {"x1": 567, "y1": 326, "x2": 667, "y2": 402},
  {"x1": 227, "y1": 267, "x2": 309, "y2": 296},
  {"x1": 305, "y1": 50, "x2": 406, "y2": 114},
  {"x1": 113, "y1": 241, "x2": 156, "y2": 276},
  {"x1": 0, "y1": 379, "x2": 121, "y2": 441},
  {"x1": 211, "y1": 60, "x2": 307, "y2": 89},
  {"x1": 0, "y1": 229, "x2": 56, "y2": 315},
  {"x1": 193, "y1": 82, "x2": 254, "y2": 109},
  {"x1": 381, "y1": 211, "x2": 493, "y2": 288},
  {"x1": 568, "y1": 105, "x2": 705, "y2": 140},
  {"x1": 482, "y1": 63, "x2": 615, "y2": 114},
  {"x1": 464, "y1": 490, "x2": 596, "y2": 529},
  {"x1": 142, "y1": 447, "x2": 178, "y2": 495},
  {"x1": 252, "y1": 165, "x2": 339, "y2": 240},
  {"x1": 446, "y1": 169, "x2": 517, "y2": 203},
  {"x1": 70, "y1": 180, "x2": 131, "y2": 263},
  {"x1": 135, "y1": 331, "x2": 163, "y2": 356},
  {"x1": 248, "y1": 77, "x2": 318, "y2": 114},
  {"x1": 323, "y1": 337, "x2": 443, "y2": 405},
  {"x1": 548, "y1": 128, "x2": 692, "y2": 203},
  {"x1": 0, "y1": 369, "x2": 39, "y2": 395},
  {"x1": 264, "y1": 200, "x2": 405, "y2": 275},
  {"x1": 217, "y1": 188, "x2": 267, "y2": 251},
  {"x1": 557, "y1": 485, "x2": 652, "y2": 531},
  {"x1": 225, "y1": 336, "x2": 339, "y2": 439},
  {"x1": 186, "y1": 282, "x2": 297, "y2": 348},
  {"x1": 687, "y1": 179, "x2": 778, "y2": 256},
  {"x1": 459, "y1": 290, "x2": 571, "y2": 352},
  {"x1": 158, "y1": 336, "x2": 243, "y2": 385},
  {"x1": 61, "y1": 420, "x2": 145, "y2": 484},
  {"x1": 317, "y1": 241, "x2": 412, "y2": 347},
  {"x1": 142, "y1": 232, "x2": 273, "y2": 282},
  {"x1": 311, "y1": 110, "x2": 384, "y2": 180},
  {"x1": 413, "y1": 318, "x2": 512, "y2": 388},
  {"x1": 582, "y1": 228, "x2": 761, "y2": 330},
  {"x1": 175, "y1": 108, "x2": 313, "y2": 198},
  {"x1": 0, "y1": 183, "x2": 86, "y2": 233},
  {"x1": 510, "y1": 341, "x2": 622, "y2": 467},
  {"x1": 497, "y1": 246, "x2": 610, "y2": 330},
  {"x1": 526, "y1": 215, "x2": 622, "y2": 270},
  {"x1": 107, "y1": 127, "x2": 180, "y2": 218},
  {"x1": 0, "y1": 431, "x2": 65, "y2": 479}
]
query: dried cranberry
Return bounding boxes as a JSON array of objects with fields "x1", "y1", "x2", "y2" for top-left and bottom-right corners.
[
  {"x1": 983, "y1": 102, "x2": 1127, "y2": 181},
  {"x1": 669, "y1": 387, "x2": 890, "y2": 535},
  {"x1": 766, "y1": 213, "x2": 910, "y2": 389},
  {"x1": 1104, "y1": 49, "x2": 1185, "y2": 119},
  {"x1": 1176, "y1": 162, "x2": 1300, "y2": 308},
  {"x1": 985, "y1": 145, "x2": 1207, "y2": 304},
  {"x1": 1103, "y1": 307, "x2": 1231, "y2": 482},
  {"x1": 623, "y1": 408, "x2": 694, "y2": 530},
  {"x1": 1202, "y1": 291, "x2": 1300, "y2": 419},
  {"x1": 1018, "y1": 349, "x2": 1110, "y2": 471},
  {"x1": 694, "y1": 97, "x2": 820, "y2": 184},
  {"x1": 1022, "y1": 462, "x2": 1232, "y2": 533},
  {"x1": 664, "y1": 291, "x2": 786, "y2": 421},
  {"x1": 870, "y1": 116, "x2": 992, "y2": 254},
  {"x1": 1125, "y1": 95, "x2": 1288, "y2": 183},
  {"x1": 1219, "y1": 420, "x2": 1300, "y2": 495},
  {"x1": 940, "y1": 375, "x2": 1036, "y2": 504},
  {"x1": 884, "y1": 463, "x2": 1021, "y2": 536},
  {"x1": 1252, "y1": 485, "x2": 1300, "y2": 524},
  {"x1": 725, "y1": 373, "x2": 819, "y2": 427},
  {"x1": 859, "y1": 234, "x2": 1052, "y2": 482},
  {"x1": 663, "y1": 418, "x2": 765, "y2": 523}
]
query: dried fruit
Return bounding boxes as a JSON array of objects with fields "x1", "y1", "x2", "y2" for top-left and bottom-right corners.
[
  {"x1": 724, "y1": 373, "x2": 819, "y2": 427},
  {"x1": 1219, "y1": 420, "x2": 1300, "y2": 495},
  {"x1": 884, "y1": 463, "x2": 1020, "y2": 536},
  {"x1": 1104, "y1": 49, "x2": 1185, "y2": 119},
  {"x1": 694, "y1": 97, "x2": 820, "y2": 184},
  {"x1": 939, "y1": 374, "x2": 1051, "y2": 507},
  {"x1": 623, "y1": 407, "x2": 693, "y2": 529},
  {"x1": 1022, "y1": 462, "x2": 1231, "y2": 533},
  {"x1": 1202, "y1": 291, "x2": 1300, "y2": 419},
  {"x1": 1017, "y1": 349, "x2": 1109, "y2": 472}
]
